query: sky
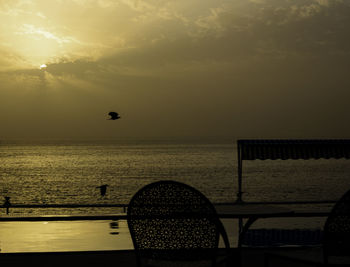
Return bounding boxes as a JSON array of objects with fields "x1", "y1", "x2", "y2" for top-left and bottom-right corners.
[{"x1": 0, "y1": 0, "x2": 350, "y2": 140}]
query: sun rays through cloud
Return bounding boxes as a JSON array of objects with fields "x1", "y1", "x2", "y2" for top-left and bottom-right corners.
[{"x1": 1, "y1": 0, "x2": 350, "y2": 139}]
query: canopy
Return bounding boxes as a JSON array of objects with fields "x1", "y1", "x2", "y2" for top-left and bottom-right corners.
[
  {"x1": 237, "y1": 139, "x2": 350, "y2": 160},
  {"x1": 235, "y1": 139, "x2": 350, "y2": 203}
]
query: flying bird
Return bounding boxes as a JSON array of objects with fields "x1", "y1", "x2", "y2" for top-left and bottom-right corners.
[
  {"x1": 97, "y1": 184, "x2": 109, "y2": 197},
  {"x1": 108, "y1": 112, "x2": 121, "y2": 120}
]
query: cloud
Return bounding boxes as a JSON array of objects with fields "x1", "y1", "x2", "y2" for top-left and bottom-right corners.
[
  {"x1": 120, "y1": 0, "x2": 155, "y2": 12},
  {"x1": 193, "y1": 7, "x2": 228, "y2": 37},
  {"x1": 54, "y1": 0, "x2": 118, "y2": 8},
  {"x1": 0, "y1": 46, "x2": 29, "y2": 70},
  {"x1": 3, "y1": 0, "x2": 350, "y2": 75},
  {"x1": 0, "y1": 0, "x2": 38, "y2": 17},
  {"x1": 16, "y1": 24, "x2": 77, "y2": 45},
  {"x1": 1, "y1": 0, "x2": 350, "y2": 139}
]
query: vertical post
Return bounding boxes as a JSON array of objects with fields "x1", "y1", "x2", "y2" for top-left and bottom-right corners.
[
  {"x1": 236, "y1": 141, "x2": 243, "y2": 203},
  {"x1": 236, "y1": 141, "x2": 244, "y2": 247}
]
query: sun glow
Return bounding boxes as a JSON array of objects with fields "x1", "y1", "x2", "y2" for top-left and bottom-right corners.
[{"x1": 10, "y1": 23, "x2": 78, "y2": 68}]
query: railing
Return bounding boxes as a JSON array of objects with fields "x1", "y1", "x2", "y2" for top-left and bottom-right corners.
[
  {"x1": 0, "y1": 203, "x2": 128, "y2": 217},
  {"x1": 0, "y1": 200, "x2": 336, "y2": 220}
]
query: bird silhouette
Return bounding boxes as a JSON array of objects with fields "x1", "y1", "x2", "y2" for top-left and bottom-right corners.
[
  {"x1": 108, "y1": 112, "x2": 121, "y2": 120},
  {"x1": 97, "y1": 184, "x2": 109, "y2": 197}
]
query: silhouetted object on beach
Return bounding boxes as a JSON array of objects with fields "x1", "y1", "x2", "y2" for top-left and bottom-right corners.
[
  {"x1": 108, "y1": 112, "x2": 121, "y2": 120},
  {"x1": 110, "y1": 220, "x2": 119, "y2": 235},
  {"x1": 265, "y1": 188, "x2": 350, "y2": 266},
  {"x1": 3, "y1": 196, "x2": 11, "y2": 215},
  {"x1": 110, "y1": 221, "x2": 119, "y2": 229},
  {"x1": 96, "y1": 184, "x2": 108, "y2": 197},
  {"x1": 127, "y1": 180, "x2": 231, "y2": 267}
]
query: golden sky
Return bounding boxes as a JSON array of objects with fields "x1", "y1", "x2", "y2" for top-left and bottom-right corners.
[{"x1": 1, "y1": 0, "x2": 350, "y2": 140}]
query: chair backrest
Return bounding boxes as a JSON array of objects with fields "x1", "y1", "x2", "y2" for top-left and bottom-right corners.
[
  {"x1": 127, "y1": 180, "x2": 229, "y2": 266},
  {"x1": 323, "y1": 188, "x2": 350, "y2": 263}
]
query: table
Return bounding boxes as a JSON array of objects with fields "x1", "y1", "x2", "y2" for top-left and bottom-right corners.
[{"x1": 214, "y1": 204, "x2": 295, "y2": 247}]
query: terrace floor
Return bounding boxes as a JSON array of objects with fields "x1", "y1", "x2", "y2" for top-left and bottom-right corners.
[{"x1": 0, "y1": 247, "x2": 329, "y2": 267}]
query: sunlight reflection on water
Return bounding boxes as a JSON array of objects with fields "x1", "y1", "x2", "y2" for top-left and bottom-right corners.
[
  {"x1": 0, "y1": 220, "x2": 133, "y2": 252},
  {"x1": 0, "y1": 219, "x2": 238, "y2": 252}
]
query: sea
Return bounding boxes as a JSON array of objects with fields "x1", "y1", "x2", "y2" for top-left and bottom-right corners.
[{"x1": 1, "y1": 138, "x2": 350, "y2": 230}]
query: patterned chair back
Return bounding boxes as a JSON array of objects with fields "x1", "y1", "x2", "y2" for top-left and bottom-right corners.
[{"x1": 127, "y1": 180, "x2": 229, "y2": 267}]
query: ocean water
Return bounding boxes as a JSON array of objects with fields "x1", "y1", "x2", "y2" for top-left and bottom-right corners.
[{"x1": 1, "y1": 139, "x2": 350, "y2": 218}]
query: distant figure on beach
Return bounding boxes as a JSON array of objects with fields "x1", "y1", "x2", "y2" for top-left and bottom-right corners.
[
  {"x1": 108, "y1": 112, "x2": 121, "y2": 120},
  {"x1": 97, "y1": 184, "x2": 109, "y2": 197},
  {"x1": 4, "y1": 196, "x2": 11, "y2": 214}
]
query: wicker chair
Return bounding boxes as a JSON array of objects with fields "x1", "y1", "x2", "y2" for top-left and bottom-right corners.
[
  {"x1": 265, "y1": 189, "x2": 350, "y2": 266},
  {"x1": 127, "y1": 180, "x2": 232, "y2": 267}
]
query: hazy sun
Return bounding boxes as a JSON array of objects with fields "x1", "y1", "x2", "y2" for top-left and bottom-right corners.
[{"x1": 40, "y1": 64, "x2": 47, "y2": 70}]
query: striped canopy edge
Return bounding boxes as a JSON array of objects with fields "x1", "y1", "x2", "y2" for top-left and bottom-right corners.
[{"x1": 237, "y1": 139, "x2": 350, "y2": 160}]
